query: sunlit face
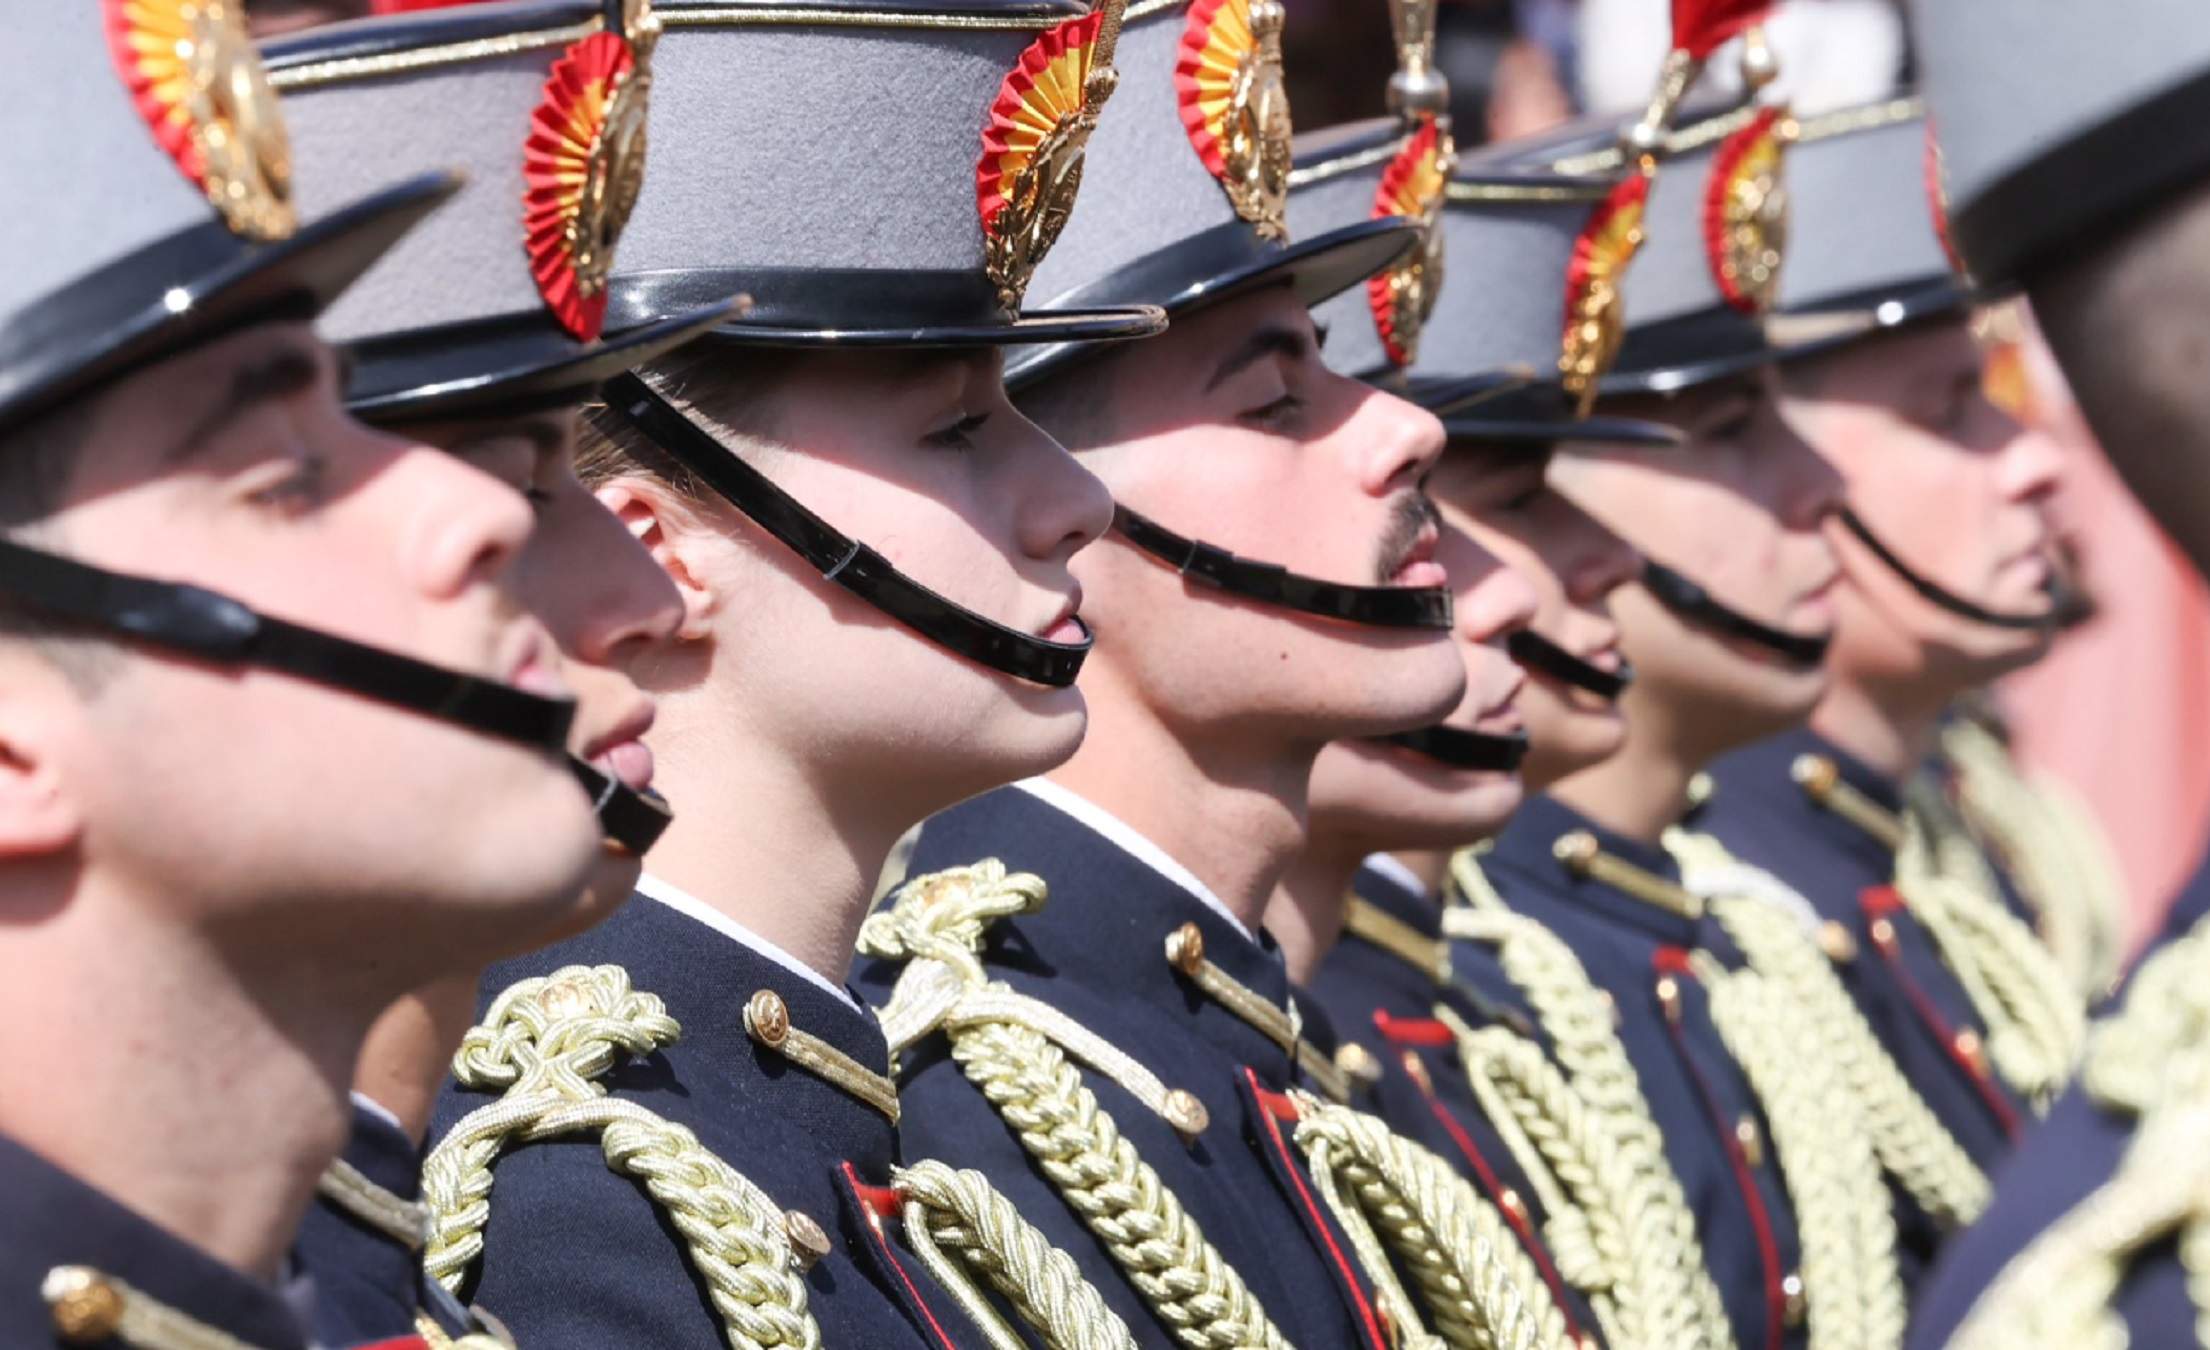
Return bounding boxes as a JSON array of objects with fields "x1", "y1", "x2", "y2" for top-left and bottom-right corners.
[
  {"x1": 1780, "y1": 320, "x2": 2065, "y2": 692},
  {"x1": 15, "y1": 323, "x2": 600, "y2": 973},
  {"x1": 627, "y1": 346, "x2": 1110, "y2": 816},
  {"x1": 1033, "y1": 286, "x2": 1465, "y2": 745},
  {"x1": 1306, "y1": 443, "x2": 1540, "y2": 854},
  {"x1": 410, "y1": 407, "x2": 680, "y2": 932},
  {"x1": 1554, "y1": 374, "x2": 1844, "y2": 747}
]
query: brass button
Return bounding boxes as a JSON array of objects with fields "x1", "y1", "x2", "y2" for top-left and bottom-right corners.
[
  {"x1": 537, "y1": 974, "x2": 594, "y2": 1020},
  {"x1": 1782, "y1": 1272, "x2": 1807, "y2": 1327},
  {"x1": 1735, "y1": 1114, "x2": 1764, "y2": 1169},
  {"x1": 783, "y1": 1210, "x2": 832, "y2": 1271},
  {"x1": 1497, "y1": 1187, "x2": 1528, "y2": 1224},
  {"x1": 1792, "y1": 754, "x2": 1838, "y2": 800},
  {"x1": 745, "y1": 990, "x2": 791, "y2": 1048},
  {"x1": 1166, "y1": 922, "x2": 1206, "y2": 975},
  {"x1": 1163, "y1": 1088, "x2": 1210, "y2": 1139},
  {"x1": 1553, "y1": 830, "x2": 1598, "y2": 875},
  {"x1": 1334, "y1": 1042, "x2": 1381, "y2": 1085},
  {"x1": 1398, "y1": 1050, "x2": 1433, "y2": 1096},
  {"x1": 44, "y1": 1267, "x2": 123, "y2": 1343},
  {"x1": 1654, "y1": 976, "x2": 1681, "y2": 1024},
  {"x1": 1954, "y1": 1028, "x2": 1989, "y2": 1075},
  {"x1": 1869, "y1": 916, "x2": 1898, "y2": 952},
  {"x1": 1817, "y1": 921, "x2": 1858, "y2": 964}
]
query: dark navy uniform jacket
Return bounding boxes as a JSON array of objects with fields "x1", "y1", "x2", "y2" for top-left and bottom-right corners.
[
  {"x1": 1304, "y1": 858, "x2": 1603, "y2": 1345},
  {"x1": 296, "y1": 1100, "x2": 483, "y2": 1348},
  {"x1": 855, "y1": 783, "x2": 1402, "y2": 1349},
  {"x1": 1904, "y1": 841, "x2": 2210, "y2": 1350},
  {"x1": 1, "y1": 1130, "x2": 314, "y2": 1349},
  {"x1": 1461, "y1": 793, "x2": 1807, "y2": 1350},
  {"x1": 430, "y1": 893, "x2": 974, "y2": 1349}
]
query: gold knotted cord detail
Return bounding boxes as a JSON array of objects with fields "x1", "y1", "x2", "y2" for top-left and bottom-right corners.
[
  {"x1": 1444, "y1": 849, "x2": 1739, "y2": 1350},
  {"x1": 1288, "y1": 1090, "x2": 1573, "y2": 1350},
  {"x1": 1948, "y1": 908, "x2": 2210, "y2": 1349},
  {"x1": 1344, "y1": 896, "x2": 1452, "y2": 986},
  {"x1": 862, "y1": 860, "x2": 1293, "y2": 1350},
  {"x1": 1664, "y1": 830, "x2": 1991, "y2": 1231},
  {"x1": 1162, "y1": 922, "x2": 1352, "y2": 1105},
  {"x1": 317, "y1": 1154, "x2": 429, "y2": 1251},
  {"x1": 741, "y1": 989, "x2": 902, "y2": 1123}
]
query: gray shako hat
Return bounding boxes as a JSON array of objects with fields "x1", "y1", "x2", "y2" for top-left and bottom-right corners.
[
  {"x1": 1912, "y1": 0, "x2": 2210, "y2": 288},
  {"x1": 596, "y1": 0, "x2": 1164, "y2": 350},
  {"x1": 1002, "y1": 0, "x2": 1423, "y2": 386},
  {"x1": 265, "y1": 0, "x2": 745, "y2": 424},
  {"x1": 0, "y1": 1, "x2": 585, "y2": 770},
  {"x1": 0, "y1": 0, "x2": 453, "y2": 427}
]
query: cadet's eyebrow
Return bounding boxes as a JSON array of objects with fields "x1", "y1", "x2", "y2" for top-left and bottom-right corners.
[
  {"x1": 163, "y1": 339, "x2": 326, "y2": 466},
  {"x1": 1204, "y1": 322, "x2": 1314, "y2": 393}
]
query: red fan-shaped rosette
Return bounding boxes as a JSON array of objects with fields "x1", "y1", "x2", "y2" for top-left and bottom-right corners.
[
  {"x1": 1703, "y1": 105, "x2": 1786, "y2": 313},
  {"x1": 104, "y1": 0, "x2": 214, "y2": 192},
  {"x1": 522, "y1": 31, "x2": 634, "y2": 342},
  {"x1": 1176, "y1": 0, "x2": 1251, "y2": 180},
  {"x1": 1565, "y1": 172, "x2": 1649, "y2": 336},
  {"x1": 977, "y1": 10, "x2": 1103, "y2": 238},
  {"x1": 1671, "y1": 0, "x2": 1771, "y2": 60},
  {"x1": 1366, "y1": 118, "x2": 1447, "y2": 367}
]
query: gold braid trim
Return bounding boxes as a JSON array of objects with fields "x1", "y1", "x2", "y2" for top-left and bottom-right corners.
[
  {"x1": 1664, "y1": 831, "x2": 1990, "y2": 1229},
  {"x1": 1163, "y1": 922, "x2": 1353, "y2": 1104},
  {"x1": 1692, "y1": 954, "x2": 1907, "y2": 1350},
  {"x1": 1900, "y1": 781, "x2": 2086, "y2": 1105},
  {"x1": 420, "y1": 965, "x2": 824, "y2": 1349},
  {"x1": 1289, "y1": 1092, "x2": 1573, "y2": 1350},
  {"x1": 894, "y1": 1160, "x2": 1142, "y2": 1350},
  {"x1": 862, "y1": 861, "x2": 1293, "y2": 1350},
  {"x1": 40, "y1": 1267, "x2": 265, "y2": 1350},
  {"x1": 1940, "y1": 716, "x2": 2130, "y2": 998},
  {"x1": 1949, "y1": 911, "x2": 2210, "y2": 1350},
  {"x1": 1444, "y1": 852, "x2": 1737, "y2": 1350},
  {"x1": 317, "y1": 1154, "x2": 428, "y2": 1250}
]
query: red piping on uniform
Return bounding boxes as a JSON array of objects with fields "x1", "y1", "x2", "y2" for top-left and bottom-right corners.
[
  {"x1": 1371, "y1": 1010, "x2": 1460, "y2": 1048},
  {"x1": 1860, "y1": 886, "x2": 2023, "y2": 1139},
  {"x1": 841, "y1": 1161, "x2": 960, "y2": 1350},
  {"x1": 1246, "y1": 1069, "x2": 1391, "y2": 1350}
]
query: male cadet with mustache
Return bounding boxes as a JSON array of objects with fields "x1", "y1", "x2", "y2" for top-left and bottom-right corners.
[
  {"x1": 259, "y1": 5, "x2": 745, "y2": 1343},
  {"x1": 0, "y1": 5, "x2": 615, "y2": 1346},
  {"x1": 410, "y1": 3, "x2": 1169, "y2": 1346},
  {"x1": 1262, "y1": 15, "x2": 1761, "y2": 1346},
  {"x1": 855, "y1": 1, "x2": 1576, "y2": 1347},
  {"x1": 1894, "y1": 6, "x2": 2210, "y2": 1345}
]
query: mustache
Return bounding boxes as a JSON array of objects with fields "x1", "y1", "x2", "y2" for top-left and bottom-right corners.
[{"x1": 1374, "y1": 492, "x2": 1442, "y2": 584}]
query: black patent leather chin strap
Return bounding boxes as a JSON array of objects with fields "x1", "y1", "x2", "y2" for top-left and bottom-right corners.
[
  {"x1": 1375, "y1": 725, "x2": 1531, "y2": 772},
  {"x1": 0, "y1": 537, "x2": 575, "y2": 751},
  {"x1": 568, "y1": 756, "x2": 674, "y2": 855},
  {"x1": 1838, "y1": 508, "x2": 2059, "y2": 633},
  {"x1": 1642, "y1": 559, "x2": 1832, "y2": 669},
  {"x1": 602, "y1": 374, "x2": 1091, "y2": 688},
  {"x1": 1112, "y1": 505, "x2": 1454, "y2": 630},
  {"x1": 1507, "y1": 629, "x2": 1633, "y2": 701}
]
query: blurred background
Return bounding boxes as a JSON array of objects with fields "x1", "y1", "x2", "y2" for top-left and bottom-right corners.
[{"x1": 249, "y1": 0, "x2": 2210, "y2": 940}]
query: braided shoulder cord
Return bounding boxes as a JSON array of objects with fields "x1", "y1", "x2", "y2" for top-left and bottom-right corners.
[
  {"x1": 1444, "y1": 1012, "x2": 1714, "y2": 1350},
  {"x1": 894, "y1": 1160, "x2": 1142, "y2": 1350},
  {"x1": 1948, "y1": 912, "x2": 2210, "y2": 1350},
  {"x1": 1443, "y1": 870, "x2": 1736, "y2": 1350},
  {"x1": 1940, "y1": 717, "x2": 2129, "y2": 998},
  {"x1": 1899, "y1": 784, "x2": 2086, "y2": 1105},
  {"x1": 420, "y1": 965, "x2": 824, "y2": 1350},
  {"x1": 862, "y1": 862, "x2": 1293, "y2": 1350},
  {"x1": 1289, "y1": 1093, "x2": 1573, "y2": 1350},
  {"x1": 1664, "y1": 831, "x2": 1990, "y2": 1229},
  {"x1": 1692, "y1": 956, "x2": 1906, "y2": 1350}
]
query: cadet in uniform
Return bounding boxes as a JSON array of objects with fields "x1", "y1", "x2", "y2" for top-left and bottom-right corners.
[
  {"x1": 417, "y1": 1, "x2": 1168, "y2": 1345},
  {"x1": 0, "y1": 4, "x2": 616, "y2": 1345},
  {"x1": 262, "y1": 4, "x2": 743, "y2": 1342},
  {"x1": 1899, "y1": 4, "x2": 2210, "y2": 1344},
  {"x1": 854, "y1": 0, "x2": 1578, "y2": 1345},
  {"x1": 1692, "y1": 97, "x2": 2084, "y2": 1183}
]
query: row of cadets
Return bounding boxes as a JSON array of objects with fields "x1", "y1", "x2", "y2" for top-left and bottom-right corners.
[
  {"x1": 851, "y1": 0, "x2": 1587, "y2": 1342},
  {"x1": 348, "y1": 0, "x2": 1182, "y2": 1345}
]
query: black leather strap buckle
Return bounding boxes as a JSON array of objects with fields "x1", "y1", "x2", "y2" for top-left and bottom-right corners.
[
  {"x1": 1641, "y1": 559, "x2": 1832, "y2": 669},
  {"x1": 1375, "y1": 725, "x2": 1531, "y2": 772},
  {"x1": 1837, "y1": 508, "x2": 2056, "y2": 633},
  {"x1": 601, "y1": 374, "x2": 1091, "y2": 688},
  {"x1": 1112, "y1": 504, "x2": 1453, "y2": 630},
  {"x1": 1507, "y1": 629, "x2": 1632, "y2": 701},
  {"x1": 0, "y1": 537, "x2": 576, "y2": 751}
]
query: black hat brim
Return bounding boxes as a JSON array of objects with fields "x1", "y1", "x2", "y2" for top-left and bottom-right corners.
[
  {"x1": 1400, "y1": 372, "x2": 1685, "y2": 448},
  {"x1": 1005, "y1": 215, "x2": 1424, "y2": 388},
  {"x1": 344, "y1": 296, "x2": 752, "y2": 425},
  {"x1": 0, "y1": 171, "x2": 459, "y2": 427}
]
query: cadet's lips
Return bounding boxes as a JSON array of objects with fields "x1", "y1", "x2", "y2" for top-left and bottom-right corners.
[
  {"x1": 582, "y1": 702, "x2": 657, "y2": 792},
  {"x1": 1040, "y1": 585, "x2": 1086, "y2": 643}
]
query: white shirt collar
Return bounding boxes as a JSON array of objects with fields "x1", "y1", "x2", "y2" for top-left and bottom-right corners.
[
  {"x1": 1012, "y1": 777, "x2": 1254, "y2": 939},
  {"x1": 635, "y1": 872, "x2": 861, "y2": 1012},
  {"x1": 1360, "y1": 852, "x2": 1431, "y2": 902}
]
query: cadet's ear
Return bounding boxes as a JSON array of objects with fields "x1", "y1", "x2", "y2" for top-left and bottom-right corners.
[
  {"x1": 595, "y1": 478, "x2": 721, "y2": 643},
  {"x1": 0, "y1": 651, "x2": 87, "y2": 858}
]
